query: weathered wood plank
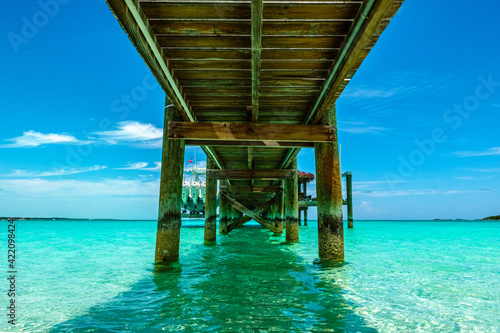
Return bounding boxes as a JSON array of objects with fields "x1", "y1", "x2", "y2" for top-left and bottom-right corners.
[
  {"x1": 163, "y1": 49, "x2": 338, "y2": 60},
  {"x1": 141, "y1": 2, "x2": 361, "y2": 20},
  {"x1": 207, "y1": 169, "x2": 295, "y2": 180},
  {"x1": 170, "y1": 60, "x2": 329, "y2": 71},
  {"x1": 162, "y1": 35, "x2": 345, "y2": 49},
  {"x1": 168, "y1": 122, "x2": 335, "y2": 142},
  {"x1": 251, "y1": 0, "x2": 263, "y2": 122},
  {"x1": 149, "y1": 21, "x2": 351, "y2": 36}
]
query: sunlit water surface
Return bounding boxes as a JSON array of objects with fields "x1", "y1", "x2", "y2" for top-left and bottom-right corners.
[{"x1": 1, "y1": 220, "x2": 499, "y2": 332}]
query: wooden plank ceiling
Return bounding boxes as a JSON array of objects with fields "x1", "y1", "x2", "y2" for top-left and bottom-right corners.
[{"x1": 107, "y1": 0, "x2": 403, "y2": 208}]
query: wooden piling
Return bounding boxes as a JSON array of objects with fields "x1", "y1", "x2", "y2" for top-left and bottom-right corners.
[
  {"x1": 204, "y1": 158, "x2": 217, "y2": 243},
  {"x1": 155, "y1": 101, "x2": 185, "y2": 263},
  {"x1": 303, "y1": 181, "x2": 308, "y2": 226},
  {"x1": 276, "y1": 186, "x2": 284, "y2": 233},
  {"x1": 285, "y1": 158, "x2": 299, "y2": 242},
  {"x1": 219, "y1": 194, "x2": 228, "y2": 234},
  {"x1": 345, "y1": 172, "x2": 354, "y2": 228},
  {"x1": 315, "y1": 104, "x2": 344, "y2": 261}
]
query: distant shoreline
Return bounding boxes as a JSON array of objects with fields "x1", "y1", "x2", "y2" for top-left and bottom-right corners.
[{"x1": 1, "y1": 217, "x2": 499, "y2": 222}]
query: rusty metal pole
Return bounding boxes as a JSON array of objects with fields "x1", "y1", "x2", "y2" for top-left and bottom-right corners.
[{"x1": 155, "y1": 100, "x2": 185, "y2": 263}]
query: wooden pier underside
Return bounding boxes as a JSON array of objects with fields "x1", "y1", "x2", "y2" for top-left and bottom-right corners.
[{"x1": 107, "y1": 0, "x2": 403, "y2": 262}]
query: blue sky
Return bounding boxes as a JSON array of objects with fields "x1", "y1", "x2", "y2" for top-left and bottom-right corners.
[{"x1": 0, "y1": 0, "x2": 499, "y2": 220}]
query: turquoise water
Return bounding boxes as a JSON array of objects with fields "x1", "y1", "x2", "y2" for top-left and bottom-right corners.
[{"x1": 1, "y1": 220, "x2": 499, "y2": 332}]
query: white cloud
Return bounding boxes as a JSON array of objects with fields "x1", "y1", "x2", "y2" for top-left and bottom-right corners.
[
  {"x1": 0, "y1": 130, "x2": 89, "y2": 148},
  {"x1": 1, "y1": 165, "x2": 107, "y2": 178},
  {"x1": 357, "y1": 201, "x2": 386, "y2": 215},
  {"x1": 116, "y1": 162, "x2": 161, "y2": 171},
  {"x1": 452, "y1": 147, "x2": 500, "y2": 157},
  {"x1": 343, "y1": 88, "x2": 400, "y2": 98},
  {"x1": 0, "y1": 178, "x2": 159, "y2": 198},
  {"x1": 338, "y1": 121, "x2": 387, "y2": 135},
  {"x1": 465, "y1": 168, "x2": 500, "y2": 173},
  {"x1": 94, "y1": 121, "x2": 162, "y2": 148},
  {"x1": 355, "y1": 189, "x2": 473, "y2": 198}
]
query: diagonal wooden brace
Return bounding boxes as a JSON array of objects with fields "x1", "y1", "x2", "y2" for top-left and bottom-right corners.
[
  {"x1": 221, "y1": 193, "x2": 279, "y2": 233},
  {"x1": 227, "y1": 197, "x2": 276, "y2": 232}
]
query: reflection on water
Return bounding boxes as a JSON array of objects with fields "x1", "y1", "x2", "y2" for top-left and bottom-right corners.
[{"x1": 50, "y1": 227, "x2": 376, "y2": 332}]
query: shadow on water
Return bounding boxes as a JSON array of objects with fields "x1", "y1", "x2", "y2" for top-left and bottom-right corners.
[{"x1": 50, "y1": 226, "x2": 376, "y2": 332}]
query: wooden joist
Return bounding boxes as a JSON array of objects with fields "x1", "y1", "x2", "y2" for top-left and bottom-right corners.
[
  {"x1": 220, "y1": 186, "x2": 282, "y2": 194},
  {"x1": 251, "y1": 0, "x2": 263, "y2": 122},
  {"x1": 206, "y1": 169, "x2": 295, "y2": 180},
  {"x1": 168, "y1": 122, "x2": 335, "y2": 142},
  {"x1": 184, "y1": 140, "x2": 314, "y2": 148}
]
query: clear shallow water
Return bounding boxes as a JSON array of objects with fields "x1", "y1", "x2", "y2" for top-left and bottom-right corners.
[{"x1": 1, "y1": 220, "x2": 499, "y2": 332}]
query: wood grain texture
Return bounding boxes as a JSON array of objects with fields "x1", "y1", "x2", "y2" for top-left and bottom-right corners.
[{"x1": 168, "y1": 122, "x2": 335, "y2": 142}]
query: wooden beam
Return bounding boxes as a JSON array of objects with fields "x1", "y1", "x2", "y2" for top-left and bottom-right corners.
[
  {"x1": 168, "y1": 122, "x2": 335, "y2": 142},
  {"x1": 305, "y1": 0, "x2": 397, "y2": 125},
  {"x1": 185, "y1": 140, "x2": 314, "y2": 148},
  {"x1": 220, "y1": 186, "x2": 282, "y2": 194},
  {"x1": 227, "y1": 197, "x2": 276, "y2": 232},
  {"x1": 221, "y1": 193, "x2": 279, "y2": 233},
  {"x1": 251, "y1": 0, "x2": 263, "y2": 122},
  {"x1": 207, "y1": 169, "x2": 295, "y2": 180}
]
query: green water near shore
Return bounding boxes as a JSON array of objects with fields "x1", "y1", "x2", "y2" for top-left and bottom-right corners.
[{"x1": 1, "y1": 220, "x2": 499, "y2": 332}]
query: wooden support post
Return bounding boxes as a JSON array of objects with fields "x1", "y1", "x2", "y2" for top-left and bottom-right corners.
[
  {"x1": 346, "y1": 172, "x2": 354, "y2": 228},
  {"x1": 285, "y1": 158, "x2": 299, "y2": 242},
  {"x1": 315, "y1": 104, "x2": 344, "y2": 261},
  {"x1": 298, "y1": 208, "x2": 302, "y2": 226},
  {"x1": 219, "y1": 194, "x2": 229, "y2": 234},
  {"x1": 204, "y1": 158, "x2": 217, "y2": 243},
  {"x1": 155, "y1": 101, "x2": 185, "y2": 263},
  {"x1": 276, "y1": 186, "x2": 284, "y2": 233},
  {"x1": 303, "y1": 181, "x2": 308, "y2": 226}
]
